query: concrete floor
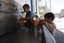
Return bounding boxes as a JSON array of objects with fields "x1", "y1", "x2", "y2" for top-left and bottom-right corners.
[
  {"x1": 55, "y1": 30, "x2": 64, "y2": 43},
  {"x1": 0, "y1": 29, "x2": 41, "y2": 43},
  {"x1": 0, "y1": 29, "x2": 64, "y2": 43}
]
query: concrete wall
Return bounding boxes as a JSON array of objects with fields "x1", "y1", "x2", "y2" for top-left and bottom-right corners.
[{"x1": 0, "y1": 0, "x2": 20, "y2": 36}]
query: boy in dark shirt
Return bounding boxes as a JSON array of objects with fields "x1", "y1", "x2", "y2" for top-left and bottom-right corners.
[{"x1": 22, "y1": 4, "x2": 34, "y2": 32}]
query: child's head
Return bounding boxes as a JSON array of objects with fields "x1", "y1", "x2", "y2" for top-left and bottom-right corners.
[
  {"x1": 23, "y1": 4, "x2": 30, "y2": 12},
  {"x1": 44, "y1": 12, "x2": 55, "y2": 23}
]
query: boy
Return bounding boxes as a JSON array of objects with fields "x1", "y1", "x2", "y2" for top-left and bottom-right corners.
[
  {"x1": 41, "y1": 12, "x2": 56, "y2": 36},
  {"x1": 22, "y1": 4, "x2": 34, "y2": 32}
]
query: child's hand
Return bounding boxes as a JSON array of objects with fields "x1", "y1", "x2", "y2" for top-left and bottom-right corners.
[{"x1": 41, "y1": 21, "x2": 46, "y2": 25}]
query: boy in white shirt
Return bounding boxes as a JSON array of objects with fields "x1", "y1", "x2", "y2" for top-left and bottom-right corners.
[{"x1": 41, "y1": 12, "x2": 56, "y2": 37}]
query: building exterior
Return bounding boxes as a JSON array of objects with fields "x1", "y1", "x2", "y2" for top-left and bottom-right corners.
[
  {"x1": 60, "y1": 9, "x2": 64, "y2": 17},
  {"x1": 55, "y1": 9, "x2": 64, "y2": 18}
]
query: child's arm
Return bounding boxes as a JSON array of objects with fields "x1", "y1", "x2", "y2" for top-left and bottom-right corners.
[
  {"x1": 45, "y1": 22, "x2": 56, "y2": 33},
  {"x1": 19, "y1": 16, "x2": 33, "y2": 20},
  {"x1": 41, "y1": 21, "x2": 56, "y2": 34}
]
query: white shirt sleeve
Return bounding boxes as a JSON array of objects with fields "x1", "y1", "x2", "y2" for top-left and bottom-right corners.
[{"x1": 45, "y1": 22, "x2": 56, "y2": 37}]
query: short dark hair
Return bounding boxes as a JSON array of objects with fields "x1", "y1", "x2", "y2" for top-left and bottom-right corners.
[
  {"x1": 23, "y1": 4, "x2": 30, "y2": 9},
  {"x1": 44, "y1": 12, "x2": 55, "y2": 21}
]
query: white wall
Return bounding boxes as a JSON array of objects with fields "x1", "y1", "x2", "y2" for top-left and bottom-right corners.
[
  {"x1": 14, "y1": 0, "x2": 39, "y2": 16},
  {"x1": 14, "y1": 0, "x2": 30, "y2": 6}
]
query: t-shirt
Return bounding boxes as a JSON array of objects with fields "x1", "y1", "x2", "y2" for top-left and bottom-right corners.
[
  {"x1": 45, "y1": 22, "x2": 56, "y2": 37},
  {"x1": 25, "y1": 11, "x2": 34, "y2": 27},
  {"x1": 30, "y1": 11, "x2": 34, "y2": 17},
  {"x1": 25, "y1": 11, "x2": 34, "y2": 18}
]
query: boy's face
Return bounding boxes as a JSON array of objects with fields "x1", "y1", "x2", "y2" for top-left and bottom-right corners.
[
  {"x1": 23, "y1": 8, "x2": 29, "y2": 12},
  {"x1": 44, "y1": 17, "x2": 52, "y2": 23}
]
